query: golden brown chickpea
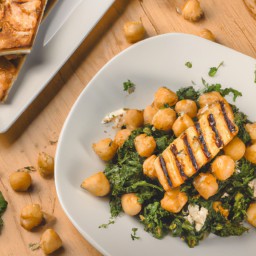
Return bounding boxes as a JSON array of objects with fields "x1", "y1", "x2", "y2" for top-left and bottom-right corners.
[
  {"x1": 247, "y1": 202, "x2": 256, "y2": 227},
  {"x1": 175, "y1": 99, "x2": 198, "y2": 118},
  {"x1": 160, "y1": 188, "x2": 188, "y2": 213},
  {"x1": 9, "y1": 171, "x2": 32, "y2": 192},
  {"x1": 38, "y1": 152, "x2": 54, "y2": 178},
  {"x1": 114, "y1": 129, "x2": 131, "y2": 148},
  {"x1": 154, "y1": 87, "x2": 178, "y2": 109},
  {"x1": 198, "y1": 91, "x2": 224, "y2": 108},
  {"x1": 81, "y1": 172, "x2": 110, "y2": 197},
  {"x1": 124, "y1": 109, "x2": 144, "y2": 130},
  {"x1": 40, "y1": 229, "x2": 62, "y2": 255},
  {"x1": 213, "y1": 201, "x2": 229, "y2": 218},
  {"x1": 143, "y1": 155, "x2": 157, "y2": 179},
  {"x1": 211, "y1": 155, "x2": 235, "y2": 181},
  {"x1": 20, "y1": 204, "x2": 43, "y2": 231},
  {"x1": 143, "y1": 105, "x2": 158, "y2": 125},
  {"x1": 182, "y1": 0, "x2": 204, "y2": 22},
  {"x1": 245, "y1": 144, "x2": 256, "y2": 164},
  {"x1": 123, "y1": 21, "x2": 145, "y2": 43},
  {"x1": 134, "y1": 134, "x2": 156, "y2": 157},
  {"x1": 152, "y1": 108, "x2": 176, "y2": 131},
  {"x1": 193, "y1": 173, "x2": 218, "y2": 200},
  {"x1": 121, "y1": 193, "x2": 142, "y2": 216},
  {"x1": 92, "y1": 138, "x2": 118, "y2": 161},
  {"x1": 223, "y1": 137, "x2": 246, "y2": 161},
  {"x1": 172, "y1": 114, "x2": 194, "y2": 137},
  {"x1": 198, "y1": 28, "x2": 216, "y2": 42},
  {"x1": 245, "y1": 123, "x2": 256, "y2": 141}
]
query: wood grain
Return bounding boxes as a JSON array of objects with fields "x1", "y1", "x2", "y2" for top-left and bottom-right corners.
[{"x1": 0, "y1": 0, "x2": 256, "y2": 255}]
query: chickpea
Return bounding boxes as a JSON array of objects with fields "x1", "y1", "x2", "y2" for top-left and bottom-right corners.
[
  {"x1": 114, "y1": 129, "x2": 131, "y2": 148},
  {"x1": 172, "y1": 114, "x2": 194, "y2": 137},
  {"x1": 143, "y1": 155, "x2": 157, "y2": 179},
  {"x1": 245, "y1": 144, "x2": 256, "y2": 164},
  {"x1": 199, "y1": 28, "x2": 216, "y2": 42},
  {"x1": 247, "y1": 202, "x2": 256, "y2": 227},
  {"x1": 121, "y1": 193, "x2": 142, "y2": 216},
  {"x1": 213, "y1": 201, "x2": 229, "y2": 218},
  {"x1": 20, "y1": 204, "x2": 43, "y2": 231},
  {"x1": 211, "y1": 155, "x2": 235, "y2": 181},
  {"x1": 40, "y1": 229, "x2": 62, "y2": 254},
  {"x1": 245, "y1": 123, "x2": 256, "y2": 141},
  {"x1": 92, "y1": 138, "x2": 118, "y2": 161},
  {"x1": 223, "y1": 137, "x2": 245, "y2": 161},
  {"x1": 182, "y1": 0, "x2": 204, "y2": 22},
  {"x1": 154, "y1": 87, "x2": 178, "y2": 109},
  {"x1": 152, "y1": 108, "x2": 176, "y2": 131},
  {"x1": 198, "y1": 91, "x2": 224, "y2": 108},
  {"x1": 134, "y1": 134, "x2": 156, "y2": 157},
  {"x1": 9, "y1": 171, "x2": 32, "y2": 192},
  {"x1": 193, "y1": 173, "x2": 218, "y2": 200},
  {"x1": 38, "y1": 152, "x2": 54, "y2": 178},
  {"x1": 175, "y1": 99, "x2": 198, "y2": 118},
  {"x1": 123, "y1": 21, "x2": 145, "y2": 43},
  {"x1": 160, "y1": 188, "x2": 188, "y2": 213},
  {"x1": 124, "y1": 109, "x2": 144, "y2": 130},
  {"x1": 143, "y1": 105, "x2": 157, "y2": 125},
  {"x1": 81, "y1": 172, "x2": 110, "y2": 197}
]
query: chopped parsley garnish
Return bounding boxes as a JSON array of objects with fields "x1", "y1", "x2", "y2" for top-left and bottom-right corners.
[
  {"x1": 123, "y1": 80, "x2": 136, "y2": 94},
  {"x1": 131, "y1": 228, "x2": 140, "y2": 240},
  {"x1": 185, "y1": 61, "x2": 192, "y2": 68},
  {"x1": 208, "y1": 61, "x2": 224, "y2": 77},
  {"x1": 0, "y1": 192, "x2": 7, "y2": 229},
  {"x1": 98, "y1": 218, "x2": 115, "y2": 229}
]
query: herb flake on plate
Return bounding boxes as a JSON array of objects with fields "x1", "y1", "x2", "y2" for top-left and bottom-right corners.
[
  {"x1": 123, "y1": 80, "x2": 136, "y2": 94},
  {"x1": 131, "y1": 228, "x2": 140, "y2": 240},
  {"x1": 185, "y1": 61, "x2": 192, "y2": 68},
  {"x1": 208, "y1": 61, "x2": 224, "y2": 77}
]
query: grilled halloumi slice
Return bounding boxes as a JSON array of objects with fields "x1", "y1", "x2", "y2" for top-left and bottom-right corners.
[{"x1": 154, "y1": 101, "x2": 238, "y2": 190}]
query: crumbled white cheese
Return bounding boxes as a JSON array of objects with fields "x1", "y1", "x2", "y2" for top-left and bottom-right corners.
[
  {"x1": 235, "y1": 169, "x2": 241, "y2": 174},
  {"x1": 248, "y1": 178, "x2": 256, "y2": 198},
  {"x1": 221, "y1": 192, "x2": 229, "y2": 198},
  {"x1": 185, "y1": 204, "x2": 208, "y2": 232},
  {"x1": 101, "y1": 108, "x2": 126, "y2": 124}
]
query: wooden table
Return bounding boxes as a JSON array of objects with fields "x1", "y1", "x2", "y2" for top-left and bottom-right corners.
[{"x1": 0, "y1": 0, "x2": 256, "y2": 255}]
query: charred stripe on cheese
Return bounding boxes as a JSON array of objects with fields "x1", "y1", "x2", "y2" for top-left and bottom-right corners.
[
  {"x1": 170, "y1": 144, "x2": 188, "y2": 179},
  {"x1": 159, "y1": 155, "x2": 173, "y2": 187},
  {"x1": 220, "y1": 101, "x2": 237, "y2": 133},
  {"x1": 182, "y1": 133, "x2": 198, "y2": 171},
  {"x1": 208, "y1": 114, "x2": 223, "y2": 148},
  {"x1": 195, "y1": 122, "x2": 211, "y2": 159}
]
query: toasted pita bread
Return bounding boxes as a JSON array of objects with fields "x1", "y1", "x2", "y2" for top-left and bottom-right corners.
[
  {"x1": 0, "y1": 0, "x2": 48, "y2": 56},
  {"x1": 243, "y1": 0, "x2": 256, "y2": 19}
]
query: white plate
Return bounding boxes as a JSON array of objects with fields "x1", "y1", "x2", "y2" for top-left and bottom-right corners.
[
  {"x1": 55, "y1": 33, "x2": 256, "y2": 256},
  {"x1": 0, "y1": 0, "x2": 114, "y2": 133}
]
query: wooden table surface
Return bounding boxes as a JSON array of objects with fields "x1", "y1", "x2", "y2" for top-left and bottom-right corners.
[{"x1": 0, "y1": 0, "x2": 256, "y2": 255}]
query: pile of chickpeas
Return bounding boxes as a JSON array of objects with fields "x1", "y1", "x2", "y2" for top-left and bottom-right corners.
[
  {"x1": 82, "y1": 86, "x2": 256, "y2": 228},
  {"x1": 9, "y1": 152, "x2": 63, "y2": 255},
  {"x1": 123, "y1": 0, "x2": 216, "y2": 45}
]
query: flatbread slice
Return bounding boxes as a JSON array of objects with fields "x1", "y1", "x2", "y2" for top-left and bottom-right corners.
[{"x1": 0, "y1": 0, "x2": 48, "y2": 56}]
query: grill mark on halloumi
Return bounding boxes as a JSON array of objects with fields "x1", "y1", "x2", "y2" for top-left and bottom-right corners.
[
  {"x1": 195, "y1": 122, "x2": 211, "y2": 159},
  {"x1": 170, "y1": 144, "x2": 188, "y2": 179},
  {"x1": 182, "y1": 133, "x2": 198, "y2": 171},
  {"x1": 159, "y1": 155, "x2": 173, "y2": 187},
  {"x1": 220, "y1": 101, "x2": 237, "y2": 133},
  {"x1": 162, "y1": 150, "x2": 184, "y2": 188},
  {"x1": 208, "y1": 113, "x2": 223, "y2": 148}
]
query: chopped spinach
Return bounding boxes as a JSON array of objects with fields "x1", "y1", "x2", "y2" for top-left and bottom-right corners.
[{"x1": 0, "y1": 192, "x2": 7, "y2": 229}]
